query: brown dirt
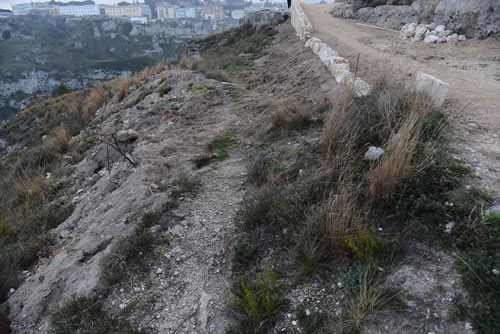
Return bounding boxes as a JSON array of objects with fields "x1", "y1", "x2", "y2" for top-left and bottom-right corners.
[{"x1": 302, "y1": 2, "x2": 500, "y2": 200}]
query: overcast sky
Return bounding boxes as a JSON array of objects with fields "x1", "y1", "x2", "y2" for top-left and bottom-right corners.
[{"x1": 0, "y1": 0, "x2": 120, "y2": 10}]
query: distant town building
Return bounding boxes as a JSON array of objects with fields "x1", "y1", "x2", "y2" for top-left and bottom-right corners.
[
  {"x1": 59, "y1": 5, "x2": 100, "y2": 17},
  {"x1": 175, "y1": 6, "x2": 196, "y2": 19},
  {"x1": 202, "y1": 4, "x2": 224, "y2": 20},
  {"x1": 130, "y1": 16, "x2": 148, "y2": 24},
  {"x1": 48, "y1": 5, "x2": 60, "y2": 16},
  {"x1": 0, "y1": 11, "x2": 12, "y2": 18},
  {"x1": 12, "y1": 3, "x2": 33, "y2": 15},
  {"x1": 104, "y1": 5, "x2": 151, "y2": 18},
  {"x1": 230, "y1": 9, "x2": 245, "y2": 19},
  {"x1": 156, "y1": 3, "x2": 176, "y2": 19}
]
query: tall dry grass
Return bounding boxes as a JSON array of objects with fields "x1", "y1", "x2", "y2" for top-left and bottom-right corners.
[
  {"x1": 51, "y1": 126, "x2": 70, "y2": 153},
  {"x1": 117, "y1": 78, "x2": 130, "y2": 101},
  {"x1": 90, "y1": 89, "x2": 104, "y2": 112}
]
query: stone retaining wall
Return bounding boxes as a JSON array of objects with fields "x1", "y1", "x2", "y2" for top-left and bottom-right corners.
[{"x1": 290, "y1": 1, "x2": 371, "y2": 97}]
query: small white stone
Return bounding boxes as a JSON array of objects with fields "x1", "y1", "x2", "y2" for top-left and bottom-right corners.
[
  {"x1": 492, "y1": 269, "x2": 499, "y2": 276},
  {"x1": 305, "y1": 309, "x2": 311, "y2": 316},
  {"x1": 465, "y1": 323, "x2": 473, "y2": 330},
  {"x1": 119, "y1": 303, "x2": 127, "y2": 309},
  {"x1": 445, "y1": 222, "x2": 455, "y2": 234},
  {"x1": 364, "y1": 146, "x2": 384, "y2": 161},
  {"x1": 337, "y1": 282, "x2": 343, "y2": 288},
  {"x1": 156, "y1": 268, "x2": 163, "y2": 275},
  {"x1": 292, "y1": 320, "x2": 297, "y2": 326},
  {"x1": 9, "y1": 288, "x2": 15, "y2": 294}
]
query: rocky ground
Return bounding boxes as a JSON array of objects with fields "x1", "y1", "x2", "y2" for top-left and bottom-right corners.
[{"x1": 3, "y1": 9, "x2": 499, "y2": 334}]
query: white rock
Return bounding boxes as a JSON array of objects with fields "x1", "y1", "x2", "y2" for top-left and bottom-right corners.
[
  {"x1": 446, "y1": 33, "x2": 459, "y2": 43},
  {"x1": 337, "y1": 282, "x2": 343, "y2": 288},
  {"x1": 437, "y1": 37, "x2": 447, "y2": 43},
  {"x1": 465, "y1": 323, "x2": 473, "y2": 330},
  {"x1": 412, "y1": 25, "x2": 428, "y2": 42},
  {"x1": 9, "y1": 288, "x2": 15, "y2": 294},
  {"x1": 424, "y1": 35, "x2": 440, "y2": 43},
  {"x1": 458, "y1": 34, "x2": 467, "y2": 41},
  {"x1": 292, "y1": 321, "x2": 297, "y2": 326},
  {"x1": 335, "y1": 70, "x2": 353, "y2": 86},
  {"x1": 305, "y1": 309, "x2": 311, "y2": 316},
  {"x1": 156, "y1": 268, "x2": 163, "y2": 275},
  {"x1": 305, "y1": 37, "x2": 320, "y2": 49},
  {"x1": 415, "y1": 72, "x2": 449, "y2": 107},
  {"x1": 353, "y1": 78, "x2": 371, "y2": 97},
  {"x1": 435, "y1": 25, "x2": 446, "y2": 36},
  {"x1": 119, "y1": 303, "x2": 127, "y2": 309},
  {"x1": 364, "y1": 146, "x2": 384, "y2": 160},
  {"x1": 45, "y1": 173, "x2": 52, "y2": 179},
  {"x1": 492, "y1": 269, "x2": 499, "y2": 276},
  {"x1": 428, "y1": 22, "x2": 437, "y2": 30},
  {"x1": 444, "y1": 222, "x2": 455, "y2": 233},
  {"x1": 443, "y1": 30, "x2": 453, "y2": 37}
]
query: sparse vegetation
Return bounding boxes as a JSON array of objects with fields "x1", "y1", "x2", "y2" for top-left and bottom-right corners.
[
  {"x1": 101, "y1": 211, "x2": 163, "y2": 287},
  {"x1": 231, "y1": 74, "x2": 498, "y2": 333},
  {"x1": 186, "y1": 24, "x2": 277, "y2": 83},
  {"x1": 50, "y1": 295, "x2": 145, "y2": 334},
  {"x1": 170, "y1": 172, "x2": 201, "y2": 199}
]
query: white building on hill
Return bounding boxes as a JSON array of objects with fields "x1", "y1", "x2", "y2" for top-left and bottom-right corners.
[{"x1": 59, "y1": 5, "x2": 100, "y2": 17}]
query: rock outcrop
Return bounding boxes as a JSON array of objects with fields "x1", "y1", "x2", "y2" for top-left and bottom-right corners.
[{"x1": 332, "y1": 0, "x2": 500, "y2": 39}]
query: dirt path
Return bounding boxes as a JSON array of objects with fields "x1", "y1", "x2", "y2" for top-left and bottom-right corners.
[{"x1": 302, "y1": 2, "x2": 500, "y2": 200}]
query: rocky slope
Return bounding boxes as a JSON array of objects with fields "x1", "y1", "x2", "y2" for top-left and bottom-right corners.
[
  {"x1": 1, "y1": 9, "x2": 498, "y2": 334},
  {"x1": 332, "y1": 0, "x2": 500, "y2": 39}
]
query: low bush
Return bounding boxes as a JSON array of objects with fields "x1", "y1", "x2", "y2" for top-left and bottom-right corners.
[
  {"x1": 170, "y1": 172, "x2": 201, "y2": 199},
  {"x1": 229, "y1": 268, "x2": 284, "y2": 333}
]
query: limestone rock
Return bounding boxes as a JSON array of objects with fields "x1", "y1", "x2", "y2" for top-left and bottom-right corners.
[
  {"x1": 116, "y1": 129, "x2": 139, "y2": 143},
  {"x1": 435, "y1": 25, "x2": 446, "y2": 37},
  {"x1": 458, "y1": 34, "x2": 467, "y2": 41},
  {"x1": 415, "y1": 72, "x2": 449, "y2": 107},
  {"x1": 364, "y1": 146, "x2": 384, "y2": 161},
  {"x1": 446, "y1": 33, "x2": 458, "y2": 43},
  {"x1": 424, "y1": 35, "x2": 439, "y2": 43}
]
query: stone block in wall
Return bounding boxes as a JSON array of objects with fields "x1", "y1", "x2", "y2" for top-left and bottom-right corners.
[{"x1": 415, "y1": 72, "x2": 449, "y2": 107}]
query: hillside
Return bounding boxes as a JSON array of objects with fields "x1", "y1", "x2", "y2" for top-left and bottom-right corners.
[
  {"x1": 1, "y1": 8, "x2": 499, "y2": 334},
  {"x1": 0, "y1": 14, "x2": 229, "y2": 121}
]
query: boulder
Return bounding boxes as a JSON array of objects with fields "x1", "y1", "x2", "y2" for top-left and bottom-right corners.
[
  {"x1": 437, "y1": 37, "x2": 447, "y2": 43},
  {"x1": 353, "y1": 78, "x2": 371, "y2": 97},
  {"x1": 415, "y1": 72, "x2": 449, "y2": 107},
  {"x1": 239, "y1": 9, "x2": 288, "y2": 27},
  {"x1": 318, "y1": 46, "x2": 339, "y2": 67},
  {"x1": 424, "y1": 35, "x2": 439, "y2": 43},
  {"x1": 304, "y1": 37, "x2": 321, "y2": 49},
  {"x1": 412, "y1": 25, "x2": 428, "y2": 41},
  {"x1": 458, "y1": 34, "x2": 467, "y2": 41},
  {"x1": 446, "y1": 33, "x2": 458, "y2": 43},
  {"x1": 335, "y1": 70, "x2": 354, "y2": 86},
  {"x1": 435, "y1": 25, "x2": 446, "y2": 36},
  {"x1": 116, "y1": 129, "x2": 139, "y2": 143}
]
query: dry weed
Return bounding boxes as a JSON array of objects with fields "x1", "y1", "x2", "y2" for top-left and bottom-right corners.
[
  {"x1": 117, "y1": 78, "x2": 130, "y2": 101},
  {"x1": 179, "y1": 55, "x2": 201, "y2": 70},
  {"x1": 90, "y1": 89, "x2": 103, "y2": 111},
  {"x1": 52, "y1": 126, "x2": 70, "y2": 152}
]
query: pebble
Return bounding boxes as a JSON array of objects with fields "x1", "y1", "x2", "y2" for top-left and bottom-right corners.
[
  {"x1": 291, "y1": 321, "x2": 297, "y2": 326},
  {"x1": 492, "y1": 269, "x2": 499, "y2": 276},
  {"x1": 465, "y1": 323, "x2": 473, "y2": 330},
  {"x1": 305, "y1": 309, "x2": 311, "y2": 316},
  {"x1": 9, "y1": 288, "x2": 15, "y2": 294},
  {"x1": 156, "y1": 268, "x2": 163, "y2": 275}
]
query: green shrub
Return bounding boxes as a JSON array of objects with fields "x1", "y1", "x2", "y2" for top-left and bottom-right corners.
[
  {"x1": 344, "y1": 226, "x2": 380, "y2": 264},
  {"x1": 230, "y1": 268, "x2": 284, "y2": 332}
]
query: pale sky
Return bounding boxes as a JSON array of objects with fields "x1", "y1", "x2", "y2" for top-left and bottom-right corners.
[{"x1": 0, "y1": 0, "x2": 123, "y2": 10}]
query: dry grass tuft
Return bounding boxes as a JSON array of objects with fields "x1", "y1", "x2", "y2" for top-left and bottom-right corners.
[
  {"x1": 117, "y1": 77, "x2": 130, "y2": 101},
  {"x1": 270, "y1": 101, "x2": 313, "y2": 132},
  {"x1": 90, "y1": 89, "x2": 104, "y2": 112},
  {"x1": 179, "y1": 55, "x2": 201, "y2": 70},
  {"x1": 154, "y1": 62, "x2": 165, "y2": 74},
  {"x1": 51, "y1": 126, "x2": 70, "y2": 153},
  {"x1": 326, "y1": 172, "x2": 363, "y2": 250}
]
